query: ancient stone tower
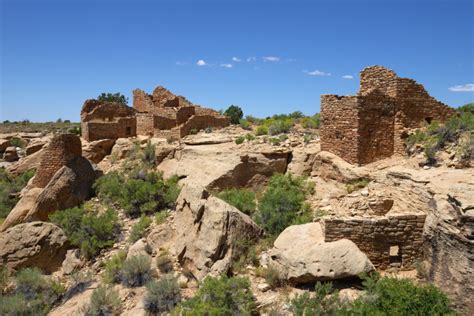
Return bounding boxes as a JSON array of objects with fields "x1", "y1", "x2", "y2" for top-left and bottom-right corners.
[{"x1": 320, "y1": 66, "x2": 455, "y2": 165}]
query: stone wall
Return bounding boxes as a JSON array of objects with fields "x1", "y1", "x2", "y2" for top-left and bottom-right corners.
[
  {"x1": 322, "y1": 214, "x2": 426, "y2": 269},
  {"x1": 132, "y1": 89, "x2": 154, "y2": 113},
  {"x1": 32, "y1": 134, "x2": 82, "y2": 188},
  {"x1": 179, "y1": 115, "x2": 230, "y2": 137},
  {"x1": 320, "y1": 95, "x2": 359, "y2": 164},
  {"x1": 320, "y1": 65, "x2": 455, "y2": 165},
  {"x1": 136, "y1": 113, "x2": 154, "y2": 136}
]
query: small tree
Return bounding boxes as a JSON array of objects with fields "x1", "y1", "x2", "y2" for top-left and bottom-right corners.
[
  {"x1": 224, "y1": 105, "x2": 244, "y2": 124},
  {"x1": 97, "y1": 92, "x2": 128, "y2": 105}
]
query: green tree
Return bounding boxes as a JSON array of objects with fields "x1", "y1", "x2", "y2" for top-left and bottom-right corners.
[
  {"x1": 224, "y1": 105, "x2": 244, "y2": 124},
  {"x1": 97, "y1": 92, "x2": 128, "y2": 105}
]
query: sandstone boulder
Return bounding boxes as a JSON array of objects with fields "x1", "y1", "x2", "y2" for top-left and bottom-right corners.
[
  {"x1": 110, "y1": 138, "x2": 135, "y2": 159},
  {"x1": 0, "y1": 188, "x2": 43, "y2": 232},
  {"x1": 268, "y1": 223, "x2": 374, "y2": 284},
  {"x1": 312, "y1": 151, "x2": 368, "y2": 183},
  {"x1": 0, "y1": 139, "x2": 10, "y2": 152},
  {"x1": 6, "y1": 148, "x2": 43, "y2": 175},
  {"x1": 0, "y1": 221, "x2": 68, "y2": 273},
  {"x1": 82, "y1": 138, "x2": 116, "y2": 163},
  {"x1": 173, "y1": 184, "x2": 263, "y2": 279},
  {"x1": 3, "y1": 146, "x2": 19, "y2": 162},
  {"x1": 25, "y1": 138, "x2": 49, "y2": 156}
]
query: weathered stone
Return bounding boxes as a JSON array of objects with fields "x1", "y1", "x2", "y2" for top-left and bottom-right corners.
[
  {"x1": 82, "y1": 138, "x2": 116, "y2": 163},
  {"x1": 127, "y1": 239, "x2": 152, "y2": 259},
  {"x1": 0, "y1": 139, "x2": 10, "y2": 152},
  {"x1": 6, "y1": 148, "x2": 43, "y2": 175},
  {"x1": 3, "y1": 146, "x2": 18, "y2": 162},
  {"x1": 172, "y1": 184, "x2": 263, "y2": 280},
  {"x1": 268, "y1": 223, "x2": 374, "y2": 284},
  {"x1": 26, "y1": 138, "x2": 48, "y2": 156},
  {"x1": 0, "y1": 222, "x2": 68, "y2": 273}
]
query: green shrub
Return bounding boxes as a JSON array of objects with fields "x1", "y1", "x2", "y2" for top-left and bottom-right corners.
[
  {"x1": 245, "y1": 115, "x2": 261, "y2": 124},
  {"x1": 255, "y1": 125, "x2": 268, "y2": 136},
  {"x1": 290, "y1": 282, "x2": 344, "y2": 316},
  {"x1": 103, "y1": 251, "x2": 127, "y2": 284},
  {"x1": 245, "y1": 133, "x2": 256, "y2": 141},
  {"x1": 424, "y1": 139, "x2": 438, "y2": 165},
  {"x1": 84, "y1": 285, "x2": 122, "y2": 316},
  {"x1": 0, "y1": 265, "x2": 9, "y2": 294},
  {"x1": 144, "y1": 275, "x2": 181, "y2": 314},
  {"x1": 49, "y1": 207, "x2": 119, "y2": 259},
  {"x1": 0, "y1": 294, "x2": 31, "y2": 315},
  {"x1": 155, "y1": 211, "x2": 169, "y2": 225},
  {"x1": 289, "y1": 111, "x2": 304, "y2": 119},
  {"x1": 0, "y1": 169, "x2": 35, "y2": 220},
  {"x1": 345, "y1": 178, "x2": 370, "y2": 193},
  {"x1": 143, "y1": 141, "x2": 156, "y2": 166},
  {"x1": 458, "y1": 102, "x2": 474, "y2": 115},
  {"x1": 239, "y1": 119, "x2": 251, "y2": 130},
  {"x1": 129, "y1": 215, "x2": 152, "y2": 243},
  {"x1": 235, "y1": 136, "x2": 245, "y2": 145},
  {"x1": 268, "y1": 119, "x2": 292, "y2": 135},
  {"x1": 9, "y1": 137, "x2": 26, "y2": 148},
  {"x1": 279, "y1": 134, "x2": 288, "y2": 141},
  {"x1": 121, "y1": 255, "x2": 152, "y2": 287},
  {"x1": 97, "y1": 92, "x2": 128, "y2": 105},
  {"x1": 224, "y1": 105, "x2": 244, "y2": 124},
  {"x1": 269, "y1": 137, "x2": 280, "y2": 146},
  {"x1": 178, "y1": 275, "x2": 255, "y2": 315},
  {"x1": 303, "y1": 133, "x2": 313, "y2": 144},
  {"x1": 217, "y1": 188, "x2": 256, "y2": 215},
  {"x1": 255, "y1": 173, "x2": 314, "y2": 235},
  {"x1": 255, "y1": 266, "x2": 282, "y2": 289},
  {"x1": 301, "y1": 116, "x2": 320, "y2": 129},
  {"x1": 94, "y1": 171, "x2": 180, "y2": 218},
  {"x1": 189, "y1": 128, "x2": 198, "y2": 135}
]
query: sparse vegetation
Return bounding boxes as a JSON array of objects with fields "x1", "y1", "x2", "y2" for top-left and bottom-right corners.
[
  {"x1": 49, "y1": 206, "x2": 119, "y2": 259},
  {"x1": 103, "y1": 251, "x2": 127, "y2": 284},
  {"x1": 239, "y1": 119, "x2": 251, "y2": 130},
  {"x1": 84, "y1": 285, "x2": 122, "y2": 316},
  {"x1": 129, "y1": 215, "x2": 152, "y2": 243},
  {"x1": 156, "y1": 251, "x2": 174, "y2": 273},
  {"x1": 0, "y1": 169, "x2": 35, "y2": 221},
  {"x1": 120, "y1": 255, "x2": 152, "y2": 287},
  {"x1": 177, "y1": 275, "x2": 255, "y2": 315},
  {"x1": 301, "y1": 113, "x2": 320, "y2": 129},
  {"x1": 255, "y1": 173, "x2": 314, "y2": 236},
  {"x1": 217, "y1": 188, "x2": 257, "y2": 215},
  {"x1": 290, "y1": 281, "x2": 342, "y2": 315},
  {"x1": 9, "y1": 137, "x2": 26, "y2": 148},
  {"x1": 245, "y1": 133, "x2": 256, "y2": 141},
  {"x1": 143, "y1": 141, "x2": 156, "y2": 166},
  {"x1": 345, "y1": 178, "x2": 370, "y2": 193},
  {"x1": 255, "y1": 266, "x2": 283, "y2": 289},
  {"x1": 155, "y1": 211, "x2": 169, "y2": 225},
  {"x1": 224, "y1": 105, "x2": 244, "y2": 124},
  {"x1": 235, "y1": 135, "x2": 245, "y2": 144},
  {"x1": 144, "y1": 275, "x2": 181, "y2": 314},
  {"x1": 268, "y1": 119, "x2": 292, "y2": 135},
  {"x1": 255, "y1": 125, "x2": 269, "y2": 135},
  {"x1": 97, "y1": 92, "x2": 128, "y2": 105},
  {"x1": 0, "y1": 265, "x2": 9, "y2": 294}
]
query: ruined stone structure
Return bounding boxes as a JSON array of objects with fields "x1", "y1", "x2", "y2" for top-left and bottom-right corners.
[
  {"x1": 320, "y1": 66, "x2": 455, "y2": 165},
  {"x1": 81, "y1": 86, "x2": 230, "y2": 141},
  {"x1": 32, "y1": 134, "x2": 82, "y2": 188},
  {"x1": 321, "y1": 213, "x2": 426, "y2": 269},
  {"x1": 81, "y1": 100, "x2": 137, "y2": 141},
  {"x1": 133, "y1": 86, "x2": 230, "y2": 139}
]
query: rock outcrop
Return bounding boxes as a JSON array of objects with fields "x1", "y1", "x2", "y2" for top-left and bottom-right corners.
[
  {"x1": 0, "y1": 222, "x2": 68, "y2": 273},
  {"x1": 3, "y1": 146, "x2": 18, "y2": 162},
  {"x1": 173, "y1": 184, "x2": 263, "y2": 280},
  {"x1": 82, "y1": 138, "x2": 116, "y2": 163},
  {"x1": 268, "y1": 222, "x2": 374, "y2": 284}
]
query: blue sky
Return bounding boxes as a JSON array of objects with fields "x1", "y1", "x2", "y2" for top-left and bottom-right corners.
[{"x1": 1, "y1": 0, "x2": 473, "y2": 122}]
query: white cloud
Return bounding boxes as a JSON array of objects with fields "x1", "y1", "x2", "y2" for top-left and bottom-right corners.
[
  {"x1": 263, "y1": 56, "x2": 280, "y2": 62},
  {"x1": 196, "y1": 60, "x2": 207, "y2": 66},
  {"x1": 232, "y1": 57, "x2": 241, "y2": 62},
  {"x1": 304, "y1": 69, "x2": 331, "y2": 76},
  {"x1": 246, "y1": 56, "x2": 257, "y2": 62},
  {"x1": 342, "y1": 75, "x2": 354, "y2": 79},
  {"x1": 220, "y1": 63, "x2": 233, "y2": 68},
  {"x1": 448, "y1": 83, "x2": 474, "y2": 92}
]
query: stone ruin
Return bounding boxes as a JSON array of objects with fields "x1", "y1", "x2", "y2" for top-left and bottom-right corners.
[
  {"x1": 81, "y1": 86, "x2": 230, "y2": 141},
  {"x1": 320, "y1": 66, "x2": 455, "y2": 165}
]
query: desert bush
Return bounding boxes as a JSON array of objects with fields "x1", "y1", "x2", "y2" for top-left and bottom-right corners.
[
  {"x1": 49, "y1": 207, "x2": 119, "y2": 259},
  {"x1": 255, "y1": 173, "x2": 314, "y2": 235},
  {"x1": 9, "y1": 137, "x2": 26, "y2": 148},
  {"x1": 456, "y1": 131, "x2": 473, "y2": 161},
  {"x1": 255, "y1": 266, "x2": 282, "y2": 289},
  {"x1": 189, "y1": 128, "x2": 198, "y2": 135},
  {"x1": 269, "y1": 137, "x2": 280, "y2": 146},
  {"x1": 245, "y1": 133, "x2": 256, "y2": 141},
  {"x1": 235, "y1": 135, "x2": 245, "y2": 144},
  {"x1": 289, "y1": 111, "x2": 304, "y2": 119},
  {"x1": 301, "y1": 115, "x2": 320, "y2": 129},
  {"x1": 0, "y1": 265, "x2": 9, "y2": 294},
  {"x1": 0, "y1": 294, "x2": 31, "y2": 315},
  {"x1": 224, "y1": 105, "x2": 244, "y2": 124},
  {"x1": 217, "y1": 188, "x2": 257, "y2": 215},
  {"x1": 144, "y1": 275, "x2": 181, "y2": 314},
  {"x1": 0, "y1": 169, "x2": 35, "y2": 220},
  {"x1": 97, "y1": 92, "x2": 128, "y2": 105},
  {"x1": 290, "y1": 282, "x2": 344, "y2": 315},
  {"x1": 129, "y1": 215, "x2": 152, "y2": 243},
  {"x1": 458, "y1": 102, "x2": 474, "y2": 115},
  {"x1": 103, "y1": 251, "x2": 127, "y2": 284},
  {"x1": 177, "y1": 275, "x2": 255, "y2": 315},
  {"x1": 94, "y1": 171, "x2": 180, "y2": 218},
  {"x1": 255, "y1": 125, "x2": 269, "y2": 136},
  {"x1": 156, "y1": 251, "x2": 174, "y2": 273},
  {"x1": 142, "y1": 141, "x2": 156, "y2": 166},
  {"x1": 345, "y1": 178, "x2": 369, "y2": 193},
  {"x1": 84, "y1": 285, "x2": 122, "y2": 316},
  {"x1": 268, "y1": 119, "x2": 292, "y2": 135},
  {"x1": 424, "y1": 138, "x2": 438, "y2": 165},
  {"x1": 121, "y1": 255, "x2": 152, "y2": 287},
  {"x1": 245, "y1": 115, "x2": 262, "y2": 124},
  {"x1": 303, "y1": 133, "x2": 313, "y2": 144},
  {"x1": 239, "y1": 119, "x2": 251, "y2": 130},
  {"x1": 155, "y1": 211, "x2": 169, "y2": 225}
]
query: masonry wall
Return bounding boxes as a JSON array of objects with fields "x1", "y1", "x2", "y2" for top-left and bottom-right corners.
[
  {"x1": 133, "y1": 89, "x2": 154, "y2": 113},
  {"x1": 359, "y1": 66, "x2": 399, "y2": 97},
  {"x1": 176, "y1": 106, "x2": 195, "y2": 124},
  {"x1": 84, "y1": 118, "x2": 136, "y2": 141},
  {"x1": 357, "y1": 92, "x2": 396, "y2": 164},
  {"x1": 136, "y1": 113, "x2": 154, "y2": 136},
  {"x1": 320, "y1": 95, "x2": 360, "y2": 164},
  {"x1": 179, "y1": 115, "x2": 230, "y2": 137},
  {"x1": 32, "y1": 134, "x2": 82, "y2": 188},
  {"x1": 322, "y1": 214, "x2": 426, "y2": 269}
]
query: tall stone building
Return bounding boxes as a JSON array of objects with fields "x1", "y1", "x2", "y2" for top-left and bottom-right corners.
[
  {"x1": 320, "y1": 66, "x2": 455, "y2": 165},
  {"x1": 81, "y1": 86, "x2": 230, "y2": 141}
]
